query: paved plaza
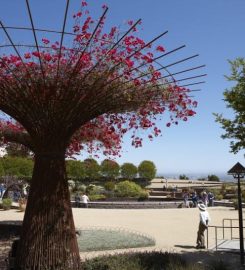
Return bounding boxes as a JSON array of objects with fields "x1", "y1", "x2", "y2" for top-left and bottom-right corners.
[{"x1": 0, "y1": 206, "x2": 244, "y2": 267}]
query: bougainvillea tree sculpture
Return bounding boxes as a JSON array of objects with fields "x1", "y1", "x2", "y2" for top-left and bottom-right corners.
[{"x1": 0, "y1": 1, "x2": 205, "y2": 269}]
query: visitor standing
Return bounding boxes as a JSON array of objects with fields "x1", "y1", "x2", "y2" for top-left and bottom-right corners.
[
  {"x1": 196, "y1": 203, "x2": 211, "y2": 249},
  {"x1": 202, "y1": 191, "x2": 208, "y2": 207},
  {"x1": 81, "y1": 193, "x2": 90, "y2": 208},
  {"x1": 191, "y1": 191, "x2": 198, "y2": 207},
  {"x1": 183, "y1": 192, "x2": 190, "y2": 208},
  {"x1": 74, "y1": 193, "x2": 81, "y2": 208},
  {"x1": 0, "y1": 183, "x2": 3, "y2": 197},
  {"x1": 208, "y1": 192, "x2": 214, "y2": 207}
]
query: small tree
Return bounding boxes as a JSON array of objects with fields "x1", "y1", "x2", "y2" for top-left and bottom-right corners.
[
  {"x1": 0, "y1": 157, "x2": 33, "y2": 178},
  {"x1": 207, "y1": 174, "x2": 220, "y2": 182},
  {"x1": 138, "y1": 160, "x2": 156, "y2": 180},
  {"x1": 121, "y1": 162, "x2": 138, "y2": 179},
  {"x1": 101, "y1": 159, "x2": 120, "y2": 180},
  {"x1": 83, "y1": 158, "x2": 100, "y2": 180},
  {"x1": 215, "y1": 58, "x2": 245, "y2": 154},
  {"x1": 66, "y1": 160, "x2": 85, "y2": 180}
]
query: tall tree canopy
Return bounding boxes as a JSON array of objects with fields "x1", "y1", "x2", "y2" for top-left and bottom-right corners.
[
  {"x1": 138, "y1": 160, "x2": 156, "y2": 179},
  {"x1": 0, "y1": 157, "x2": 33, "y2": 178},
  {"x1": 120, "y1": 162, "x2": 138, "y2": 179},
  {"x1": 0, "y1": 1, "x2": 198, "y2": 269},
  {"x1": 66, "y1": 159, "x2": 85, "y2": 179},
  {"x1": 215, "y1": 58, "x2": 245, "y2": 154},
  {"x1": 83, "y1": 158, "x2": 100, "y2": 179},
  {"x1": 101, "y1": 159, "x2": 120, "y2": 179}
]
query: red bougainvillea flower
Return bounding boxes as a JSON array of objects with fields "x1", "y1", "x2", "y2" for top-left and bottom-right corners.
[
  {"x1": 0, "y1": 0, "x2": 198, "y2": 158},
  {"x1": 156, "y1": 45, "x2": 165, "y2": 52}
]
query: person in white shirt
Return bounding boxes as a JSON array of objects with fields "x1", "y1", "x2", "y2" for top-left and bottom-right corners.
[
  {"x1": 81, "y1": 193, "x2": 90, "y2": 208},
  {"x1": 196, "y1": 203, "x2": 211, "y2": 249}
]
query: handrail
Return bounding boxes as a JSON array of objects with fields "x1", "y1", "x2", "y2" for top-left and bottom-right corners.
[
  {"x1": 206, "y1": 218, "x2": 245, "y2": 250},
  {"x1": 222, "y1": 218, "x2": 245, "y2": 240}
]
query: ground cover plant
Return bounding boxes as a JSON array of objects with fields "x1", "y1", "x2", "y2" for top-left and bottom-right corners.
[
  {"x1": 0, "y1": 0, "x2": 198, "y2": 268},
  {"x1": 77, "y1": 228, "x2": 155, "y2": 251}
]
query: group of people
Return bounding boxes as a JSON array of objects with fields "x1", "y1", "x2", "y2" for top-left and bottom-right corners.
[
  {"x1": 183, "y1": 190, "x2": 215, "y2": 208},
  {"x1": 74, "y1": 193, "x2": 90, "y2": 208}
]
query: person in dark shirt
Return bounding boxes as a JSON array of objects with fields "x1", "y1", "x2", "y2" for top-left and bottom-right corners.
[{"x1": 74, "y1": 193, "x2": 81, "y2": 208}]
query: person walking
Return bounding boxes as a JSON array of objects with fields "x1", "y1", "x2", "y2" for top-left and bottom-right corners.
[
  {"x1": 196, "y1": 203, "x2": 211, "y2": 249},
  {"x1": 81, "y1": 193, "x2": 90, "y2": 208}
]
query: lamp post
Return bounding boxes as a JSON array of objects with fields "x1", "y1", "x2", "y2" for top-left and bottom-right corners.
[{"x1": 228, "y1": 162, "x2": 245, "y2": 266}]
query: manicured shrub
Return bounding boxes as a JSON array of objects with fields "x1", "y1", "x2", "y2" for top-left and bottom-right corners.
[
  {"x1": 115, "y1": 180, "x2": 145, "y2": 198},
  {"x1": 86, "y1": 184, "x2": 105, "y2": 195},
  {"x1": 138, "y1": 190, "x2": 149, "y2": 201},
  {"x1": 89, "y1": 194, "x2": 106, "y2": 201},
  {"x1": 1, "y1": 198, "x2": 12, "y2": 210},
  {"x1": 104, "y1": 181, "x2": 115, "y2": 191},
  {"x1": 215, "y1": 194, "x2": 223, "y2": 200}
]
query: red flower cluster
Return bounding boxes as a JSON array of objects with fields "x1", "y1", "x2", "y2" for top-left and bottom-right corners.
[{"x1": 0, "y1": 0, "x2": 198, "y2": 158}]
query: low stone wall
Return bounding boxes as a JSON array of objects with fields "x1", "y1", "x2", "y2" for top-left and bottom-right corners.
[
  {"x1": 71, "y1": 200, "x2": 240, "y2": 209},
  {"x1": 71, "y1": 200, "x2": 184, "y2": 209}
]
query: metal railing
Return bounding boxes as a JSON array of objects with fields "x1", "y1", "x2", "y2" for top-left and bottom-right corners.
[{"x1": 207, "y1": 218, "x2": 245, "y2": 250}]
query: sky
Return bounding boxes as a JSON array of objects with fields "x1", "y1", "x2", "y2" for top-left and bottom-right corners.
[{"x1": 0, "y1": 0, "x2": 244, "y2": 177}]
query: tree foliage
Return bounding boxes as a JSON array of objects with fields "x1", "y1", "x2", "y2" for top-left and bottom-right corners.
[
  {"x1": 101, "y1": 159, "x2": 120, "y2": 179},
  {"x1": 115, "y1": 180, "x2": 145, "y2": 197},
  {"x1": 207, "y1": 174, "x2": 220, "y2": 182},
  {"x1": 179, "y1": 174, "x2": 189, "y2": 180},
  {"x1": 66, "y1": 160, "x2": 85, "y2": 179},
  {"x1": 120, "y1": 162, "x2": 138, "y2": 179},
  {"x1": 0, "y1": 157, "x2": 33, "y2": 178},
  {"x1": 83, "y1": 158, "x2": 100, "y2": 179},
  {"x1": 138, "y1": 160, "x2": 156, "y2": 179},
  {"x1": 215, "y1": 58, "x2": 245, "y2": 154}
]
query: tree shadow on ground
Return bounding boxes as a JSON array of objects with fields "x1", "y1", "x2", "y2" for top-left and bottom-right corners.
[{"x1": 174, "y1": 245, "x2": 196, "y2": 249}]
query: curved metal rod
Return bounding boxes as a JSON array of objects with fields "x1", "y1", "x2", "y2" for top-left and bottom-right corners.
[
  {"x1": 25, "y1": 0, "x2": 45, "y2": 82},
  {"x1": 56, "y1": 0, "x2": 70, "y2": 79},
  {"x1": 160, "y1": 74, "x2": 207, "y2": 86}
]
